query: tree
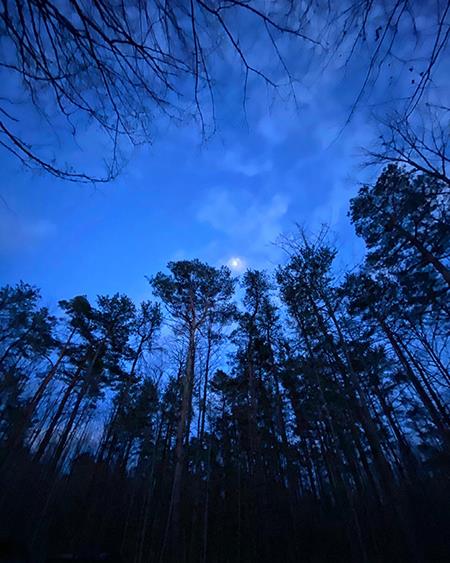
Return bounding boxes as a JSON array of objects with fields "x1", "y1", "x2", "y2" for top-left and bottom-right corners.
[
  {"x1": 367, "y1": 110, "x2": 450, "y2": 187},
  {"x1": 150, "y1": 259, "x2": 234, "y2": 559},
  {"x1": 350, "y1": 165, "x2": 450, "y2": 288},
  {"x1": 0, "y1": 282, "x2": 54, "y2": 371},
  {"x1": 33, "y1": 294, "x2": 136, "y2": 469},
  {"x1": 342, "y1": 272, "x2": 450, "y2": 444},
  {"x1": 1, "y1": 212, "x2": 450, "y2": 560},
  {"x1": 99, "y1": 300, "x2": 161, "y2": 466},
  {"x1": 277, "y1": 233, "x2": 399, "y2": 504},
  {"x1": 0, "y1": 283, "x2": 55, "y2": 453}
]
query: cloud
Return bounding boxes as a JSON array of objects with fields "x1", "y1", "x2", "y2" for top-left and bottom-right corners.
[
  {"x1": 303, "y1": 174, "x2": 353, "y2": 230},
  {"x1": 0, "y1": 210, "x2": 56, "y2": 255},
  {"x1": 221, "y1": 149, "x2": 273, "y2": 177},
  {"x1": 197, "y1": 188, "x2": 288, "y2": 238},
  {"x1": 196, "y1": 187, "x2": 289, "y2": 268},
  {"x1": 257, "y1": 111, "x2": 291, "y2": 145}
]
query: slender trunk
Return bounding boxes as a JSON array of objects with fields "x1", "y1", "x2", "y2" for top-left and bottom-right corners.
[
  {"x1": 120, "y1": 437, "x2": 133, "y2": 473},
  {"x1": 99, "y1": 336, "x2": 146, "y2": 465},
  {"x1": 415, "y1": 330, "x2": 450, "y2": 386},
  {"x1": 400, "y1": 340, "x2": 450, "y2": 424},
  {"x1": 49, "y1": 342, "x2": 104, "y2": 471},
  {"x1": 130, "y1": 335, "x2": 145, "y2": 379},
  {"x1": 34, "y1": 363, "x2": 84, "y2": 463},
  {"x1": 10, "y1": 328, "x2": 76, "y2": 449},
  {"x1": 202, "y1": 437, "x2": 212, "y2": 563},
  {"x1": 395, "y1": 220, "x2": 450, "y2": 288},
  {"x1": 134, "y1": 412, "x2": 164, "y2": 562},
  {"x1": 310, "y1": 295, "x2": 394, "y2": 499},
  {"x1": 97, "y1": 402, "x2": 120, "y2": 463},
  {"x1": 31, "y1": 328, "x2": 76, "y2": 410},
  {"x1": 295, "y1": 311, "x2": 350, "y2": 494},
  {"x1": 379, "y1": 317, "x2": 449, "y2": 437},
  {"x1": 0, "y1": 325, "x2": 35, "y2": 367},
  {"x1": 374, "y1": 384, "x2": 417, "y2": 479},
  {"x1": 199, "y1": 325, "x2": 213, "y2": 445},
  {"x1": 50, "y1": 382, "x2": 87, "y2": 471},
  {"x1": 190, "y1": 327, "x2": 214, "y2": 563},
  {"x1": 162, "y1": 327, "x2": 196, "y2": 562}
]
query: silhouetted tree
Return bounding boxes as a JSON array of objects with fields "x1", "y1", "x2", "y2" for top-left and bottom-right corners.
[{"x1": 0, "y1": 216, "x2": 449, "y2": 561}]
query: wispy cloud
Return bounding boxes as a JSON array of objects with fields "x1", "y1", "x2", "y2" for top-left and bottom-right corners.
[
  {"x1": 0, "y1": 209, "x2": 56, "y2": 255},
  {"x1": 196, "y1": 187, "x2": 289, "y2": 268},
  {"x1": 222, "y1": 149, "x2": 273, "y2": 177}
]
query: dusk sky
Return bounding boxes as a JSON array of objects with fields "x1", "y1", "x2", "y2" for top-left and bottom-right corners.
[
  {"x1": 2, "y1": 6, "x2": 449, "y2": 561},
  {"x1": 1, "y1": 5, "x2": 447, "y2": 307}
]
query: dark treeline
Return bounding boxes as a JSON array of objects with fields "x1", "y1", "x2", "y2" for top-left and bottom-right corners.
[{"x1": 0, "y1": 165, "x2": 449, "y2": 562}]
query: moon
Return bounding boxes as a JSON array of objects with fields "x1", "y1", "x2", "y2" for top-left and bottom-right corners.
[{"x1": 227, "y1": 257, "x2": 245, "y2": 271}]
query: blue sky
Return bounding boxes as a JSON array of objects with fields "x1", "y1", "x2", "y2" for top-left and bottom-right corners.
[
  {"x1": 1, "y1": 7, "x2": 448, "y2": 308},
  {"x1": 0, "y1": 97, "x2": 369, "y2": 307}
]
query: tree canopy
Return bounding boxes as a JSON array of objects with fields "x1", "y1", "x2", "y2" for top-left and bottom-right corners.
[{"x1": 1, "y1": 1, "x2": 449, "y2": 180}]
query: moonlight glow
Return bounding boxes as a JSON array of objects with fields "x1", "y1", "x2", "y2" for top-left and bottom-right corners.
[{"x1": 227, "y1": 257, "x2": 245, "y2": 271}]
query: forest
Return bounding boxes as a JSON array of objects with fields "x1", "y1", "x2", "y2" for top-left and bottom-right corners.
[
  {"x1": 0, "y1": 164, "x2": 449, "y2": 562},
  {"x1": 1, "y1": 1, "x2": 450, "y2": 560}
]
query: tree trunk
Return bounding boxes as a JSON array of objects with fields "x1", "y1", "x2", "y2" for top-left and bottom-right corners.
[
  {"x1": 310, "y1": 294, "x2": 394, "y2": 500},
  {"x1": 34, "y1": 362, "x2": 84, "y2": 463},
  {"x1": 10, "y1": 327, "x2": 76, "y2": 449},
  {"x1": 379, "y1": 317, "x2": 449, "y2": 438},
  {"x1": 163, "y1": 327, "x2": 196, "y2": 561},
  {"x1": 199, "y1": 324, "x2": 212, "y2": 446},
  {"x1": 50, "y1": 382, "x2": 88, "y2": 471},
  {"x1": 395, "y1": 220, "x2": 450, "y2": 288}
]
